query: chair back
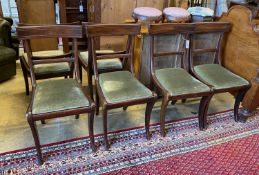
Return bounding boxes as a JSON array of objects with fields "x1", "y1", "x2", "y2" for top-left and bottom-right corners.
[
  {"x1": 17, "y1": 24, "x2": 82, "y2": 87},
  {"x1": 84, "y1": 24, "x2": 141, "y2": 80},
  {"x1": 189, "y1": 22, "x2": 231, "y2": 70},
  {"x1": 148, "y1": 23, "x2": 194, "y2": 73}
]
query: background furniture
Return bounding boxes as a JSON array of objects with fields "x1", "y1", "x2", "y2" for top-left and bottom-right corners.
[
  {"x1": 219, "y1": 5, "x2": 259, "y2": 116},
  {"x1": 87, "y1": 0, "x2": 172, "y2": 50},
  {"x1": 16, "y1": 0, "x2": 58, "y2": 51},
  {"x1": 17, "y1": 24, "x2": 96, "y2": 165},
  {"x1": 189, "y1": 22, "x2": 250, "y2": 124},
  {"x1": 229, "y1": 0, "x2": 259, "y2": 18},
  {"x1": 59, "y1": 0, "x2": 88, "y2": 52},
  {"x1": 86, "y1": 24, "x2": 156, "y2": 150},
  {"x1": 0, "y1": 18, "x2": 16, "y2": 82},
  {"x1": 188, "y1": 0, "x2": 217, "y2": 22}
]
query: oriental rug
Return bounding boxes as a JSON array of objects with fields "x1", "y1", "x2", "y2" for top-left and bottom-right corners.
[{"x1": 0, "y1": 110, "x2": 258, "y2": 174}]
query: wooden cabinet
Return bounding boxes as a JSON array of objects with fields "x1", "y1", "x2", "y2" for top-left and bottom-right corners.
[
  {"x1": 16, "y1": 0, "x2": 58, "y2": 51},
  {"x1": 219, "y1": 5, "x2": 259, "y2": 115},
  {"x1": 88, "y1": 0, "x2": 172, "y2": 24},
  {"x1": 59, "y1": 0, "x2": 88, "y2": 52},
  {"x1": 59, "y1": 0, "x2": 88, "y2": 23}
]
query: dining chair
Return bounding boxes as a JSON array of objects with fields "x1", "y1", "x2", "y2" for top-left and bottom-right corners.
[
  {"x1": 17, "y1": 24, "x2": 96, "y2": 165},
  {"x1": 148, "y1": 23, "x2": 213, "y2": 136},
  {"x1": 19, "y1": 23, "x2": 74, "y2": 96},
  {"x1": 85, "y1": 23, "x2": 157, "y2": 150},
  {"x1": 189, "y1": 22, "x2": 251, "y2": 126}
]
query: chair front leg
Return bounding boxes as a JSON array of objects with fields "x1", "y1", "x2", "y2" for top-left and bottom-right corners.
[
  {"x1": 27, "y1": 117, "x2": 43, "y2": 165},
  {"x1": 102, "y1": 106, "x2": 109, "y2": 150},
  {"x1": 160, "y1": 96, "x2": 170, "y2": 137},
  {"x1": 198, "y1": 94, "x2": 213, "y2": 130},
  {"x1": 234, "y1": 88, "x2": 248, "y2": 122},
  {"x1": 145, "y1": 99, "x2": 156, "y2": 140},
  {"x1": 88, "y1": 111, "x2": 96, "y2": 152}
]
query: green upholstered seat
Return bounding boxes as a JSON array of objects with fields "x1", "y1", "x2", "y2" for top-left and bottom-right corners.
[
  {"x1": 79, "y1": 50, "x2": 123, "y2": 72},
  {"x1": 194, "y1": 64, "x2": 249, "y2": 90},
  {"x1": 32, "y1": 79, "x2": 89, "y2": 114},
  {"x1": 155, "y1": 68, "x2": 210, "y2": 96},
  {"x1": 99, "y1": 71, "x2": 152, "y2": 103},
  {"x1": 23, "y1": 50, "x2": 71, "y2": 76}
]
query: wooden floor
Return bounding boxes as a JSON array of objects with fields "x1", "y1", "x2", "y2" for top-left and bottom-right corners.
[{"x1": 0, "y1": 62, "x2": 235, "y2": 153}]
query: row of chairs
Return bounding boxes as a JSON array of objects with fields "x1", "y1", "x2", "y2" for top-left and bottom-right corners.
[{"x1": 17, "y1": 22, "x2": 250, "y2": 165}]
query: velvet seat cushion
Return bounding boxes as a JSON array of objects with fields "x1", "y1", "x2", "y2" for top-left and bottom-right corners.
[
  {"x1": 163, "y1": 7, "x2": 191, "y2": 22},
  {"x1": 99, "y1": 71, "x2": 152, "y2": 103},
  {"x1": 155, "y1": 68, "x2": 210, "y2": 96},
  {"x1": 132, "y1": 7, "x2": 162, "y2": 21},
  {"x1": 32, "y1": 79, "x2": 89, "y2": 114},
  {"x1": 194, "y1": 64, "x2": 249, "y2": 90},
  {"x1": 23, "y1": 50, "x2": 71, "y2": 76},
  {"x1": 79, "y1": 50, "x2": 123, "y2": 72},
  {"x1": 0, "y1": 46, "x2": 16, "y2": 65}
]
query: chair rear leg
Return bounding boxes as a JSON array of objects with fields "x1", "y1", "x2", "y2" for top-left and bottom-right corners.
[
  {"x1": 40, "y1": 120, "x2": 46, "y2": 124},
  {"x1": 79, "y1": 63, "x2": 83, "y2": 83},
  {"x1": 182, "y1": 99, "x2": 187, "y2": 103},
  {"x1": 160, "y1": 97, "x2": 169, "y2": 137},
  {"x1": 145, "y1": 99, "x2": 156, "y2": 140},
  {"x1": 27, "y1": 118, "x2": 43, "y2": 165},
  {"x1": 171, "y1": 100, "x2": 177, "y2": 105},
  {"x1": 198, "y1": 94, "x2": 213, "y2": 130},
  {"x1": 88, "y1": 111, "x2": 96, "y2": 152},
  {"x1": 75, "y1": 114, "x2": 79, "y2": 119},
  {"x1": 234, "y1": 88, "x2": 248, "y2": 122},
  {"x1": 20, "y1": 60, "x2": 30, "y2": 96},
  {"x1": 88, "y1": 69, "x2": 94, "y2": 100},
  {"x1": 123, "y1": 106, "x2": 128, "y2": 111},
  {"x1": 102, "y1": 106, "x2": 109, "y2": 150},
  {"x1": 95, "y1": 88, "x2": 100, "y2": 115}
]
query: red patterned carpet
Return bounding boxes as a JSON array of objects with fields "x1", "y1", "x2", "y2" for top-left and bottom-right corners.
[
  {"x1": 0, "y1": 110, "x2": 258, "y2": 174},
  {"x1": 104, "y1": 134, "x2": 258, "y2": 175}
]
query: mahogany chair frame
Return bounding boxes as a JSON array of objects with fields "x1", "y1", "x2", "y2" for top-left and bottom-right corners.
[
  {"x1": 149, "y1": 23, "x2": 213, "y2": 136},
  {"x1": 17, "y1": 25, "x2": 96, "y2": 165},
  {"x1": 189, "y1": 22, "x2": 251, "y2": 125},
  {"x1": 85, "y1": 24, "x2": 157, "y2": 150},
  {"x1": 18, "y1": 23, "x2": 74, "y2": 96}
]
